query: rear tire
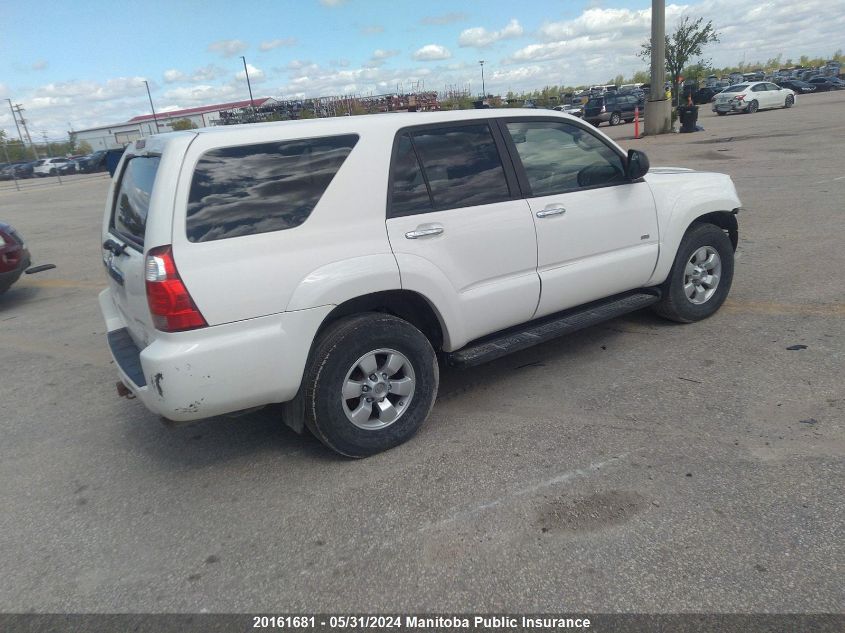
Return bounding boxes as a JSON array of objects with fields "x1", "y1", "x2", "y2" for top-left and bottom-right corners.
[
  {"x1": 609, "y1": 112, "x2": 621, "y2": 126},
  {"x1": 717, "y1": 111, "x2": 727, "y2": 116},
  {"x1": 784, "y1": 95, "x2": 794, "y2": 108},
  {"x1": 304, "y1": 313, "x2": 439, "y2": 457},
  {"x1": 652, "y1": 223, "x2": 734, "y2": 323},
  {"x1": 747, "y1": 100, "x2": 759, "y2": 114}
]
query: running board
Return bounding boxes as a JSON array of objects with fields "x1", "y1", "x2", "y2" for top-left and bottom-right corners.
[{"x1": 447, "y1": 290, "x2": 661, "y2": 368}]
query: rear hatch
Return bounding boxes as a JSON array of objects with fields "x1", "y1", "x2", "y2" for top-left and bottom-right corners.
[{"x1": 102, "y1": 151, "x2": 162, "y2": 350}]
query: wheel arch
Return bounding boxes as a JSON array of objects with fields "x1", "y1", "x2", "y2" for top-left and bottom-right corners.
[
  {"x1": 315, "y1": 289, "x2": 447, "y2": 352},
  {"x1": 690, "y1": 210, "x2": 739, "y2": 251},
  {"x1": 281, "y1": 289, "x2": 447, "y2": 435}
]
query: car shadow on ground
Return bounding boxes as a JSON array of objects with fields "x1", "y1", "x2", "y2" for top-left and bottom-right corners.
[
  {"x1": 119, "y1": 309, "x2": 679, "y2": 469},
  {"x1": 0, "y1": 284, "x2": 44, "y2": 312}
]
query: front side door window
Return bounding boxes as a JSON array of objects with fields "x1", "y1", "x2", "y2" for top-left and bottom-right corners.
[
  {"x1": 502, "y1": 118, "x2": 658, "y2": 316},
  {"x1": 504, "y1": 120, "x2": 625, "y2": 197}
]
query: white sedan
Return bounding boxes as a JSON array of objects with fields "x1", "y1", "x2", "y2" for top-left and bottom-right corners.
[{"x1": 712, "y1": 81, "x2": 795, "y2": 115}]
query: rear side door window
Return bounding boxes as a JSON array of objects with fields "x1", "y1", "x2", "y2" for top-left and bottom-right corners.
[
  {"x1": 111, "y1": 156, "x2": 161, "y2": 248},
  {"x1": 187, "y1": 134, "x2": 358, "y2": 242},
  {"x1": 412, "y1": 124, "x2": 511, "y2": 210}
]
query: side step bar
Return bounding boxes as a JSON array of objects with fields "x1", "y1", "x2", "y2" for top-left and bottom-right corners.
[{"x1": 446, "y1": 290, "x2": 661, "y2": 368}]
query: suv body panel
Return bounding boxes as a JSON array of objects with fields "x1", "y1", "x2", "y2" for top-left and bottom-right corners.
[
  {"x1": 643, "y1": 168, "x2": 741, "y2": 286},
  {"x1": 99, "y1": 110, "x2": 741, "y2": 422}
]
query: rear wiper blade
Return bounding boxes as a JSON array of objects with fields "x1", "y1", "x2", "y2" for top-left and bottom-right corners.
[{"x1": 103, "y1": 238, "x2": 127, "y2": 256}]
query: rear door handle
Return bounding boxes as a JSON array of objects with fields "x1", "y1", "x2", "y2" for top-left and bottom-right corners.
[
  {"x1": 405, "y1": 226, "x2": 444, "y2": 239},
  {"x1": 536, "y1": 206, "x2": 566, "y2": 218}
]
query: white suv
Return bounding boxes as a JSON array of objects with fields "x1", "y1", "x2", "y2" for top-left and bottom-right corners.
[
  {"x1": 33, "y1": 157, "x2": 75, "y2": 176},
  {"x1": 99, "y1": 110, "x2": 741, "y2": 456}
]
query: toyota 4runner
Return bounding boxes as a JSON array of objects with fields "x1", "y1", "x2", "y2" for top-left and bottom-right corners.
[{"x1": 99, "y1": 110, "x2": 741, "y2": 457}]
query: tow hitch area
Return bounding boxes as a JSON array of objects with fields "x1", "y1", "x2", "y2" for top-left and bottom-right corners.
[{"x1": 116, "y1": 381, "x2": 135, "y2": 399}]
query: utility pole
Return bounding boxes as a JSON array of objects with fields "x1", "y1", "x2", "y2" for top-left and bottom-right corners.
[
  {"x1": 479, "y1": 60, "x2": 486, "y2": 97},
  {"x1": 644, "y1": 0, "x2": 672, "y2": 135},
  {"x1": 13, "y1": 104, "x2": 38, "y2": 159},
  {"x1": 5, "y1": 98, "x2": 25, "y2": 146},
  {"x1": 143, "y1": 80, "x2": 159, "y2": 133}
]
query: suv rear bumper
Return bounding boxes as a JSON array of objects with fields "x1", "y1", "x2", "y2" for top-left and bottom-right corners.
[{"x1": 99, "y1": 288, "x2": 331, "y2": 422}]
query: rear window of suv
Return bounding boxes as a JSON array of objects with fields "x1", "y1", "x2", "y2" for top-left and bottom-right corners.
[
  {"x1": 111, "y1": 156, "x2": 161, "y2": 248},
  {"x1": 186, "y1": 134, "x2": 358, "y2": 243}
]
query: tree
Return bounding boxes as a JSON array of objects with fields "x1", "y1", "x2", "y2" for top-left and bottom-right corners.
[
  {"x1": 77, "y1": 141, "x2": 93, "y2": 154},
  {"x1": 170, "y1": 118, "x2": 198, "y2": 131},
  {"x1": 641, "y1": 16, "x2": 720, "y2": 105}
]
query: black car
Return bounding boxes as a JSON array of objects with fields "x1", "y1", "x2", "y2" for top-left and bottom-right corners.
[
  {"x1": 808, "y1": 77, "x2": 845, "y2": 91},
  {"x1": 775, "y1": 80, "x2": 817, "y2": 94},
  {"x1": 693, "y1": 87, "x2": 720, "y2": 104},
  {"x1": 583, "y1": 93, "x2": 644, "y2": 126},
  {"x1": 76, "y1": 150, "x2": 109, "y2": 173},
  {"x1": 0, "y1": 162, "x2": 35, "y2": 180}
]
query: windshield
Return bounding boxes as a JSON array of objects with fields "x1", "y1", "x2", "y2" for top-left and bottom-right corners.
[{"x1": 722, "y1": 84, "x2": 750, "y2": 93}]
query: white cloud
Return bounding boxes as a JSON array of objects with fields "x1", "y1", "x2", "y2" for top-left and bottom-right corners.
[
  {"x1": 459, "y1": 19, "x2": 524, "y2": 48},
  {"x1": 319, "y1": 0, "x2": 346, "y2": 6},
  {"x1": 373, "y1": 49, "x2": 399, "y2": 60},
  {"x1": 31, "y1": 60, "x2": 48, "y2": 71},
  {"x1": 359, "y1": 24, "x2": 384, "y2": 35},
  {"x1": 207, "y1": 39, "x2": 248, "y2": 57},
  {"x1": 259, "y1": 38, "x2": 297, "y2": 52},
  {"x1": 163, "y1": 69, "x2": 186, "y2": 83},
  {"x1": 163, "y1": 65, "x2": 223, "y2": 84},
  {"x1": 420, "y1": 12, "x2": 467, "y2": 26},
  {"x1": 413, "y1": 44, "x2": 452, "y2": 61},
  {"x1": 236, "y1": 63, "x2": 266, "y2": 83},
  {"x1": 161, "y1": 84, "x2": 242, "y2": 105}
]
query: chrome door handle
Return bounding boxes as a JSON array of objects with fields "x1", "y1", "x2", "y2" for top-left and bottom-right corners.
[
  {"x1": 536, "y1": 206, "x2": 566, "y2": 218},
  {"x1": 405, "y1": 226, "x2": 444, "y2": 239}
]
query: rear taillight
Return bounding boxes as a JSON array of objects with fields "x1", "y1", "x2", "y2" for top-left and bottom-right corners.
[
  {"x1": 145, "y1": 245, "x2": 207, "y2": 332},
  {"x1": 600, "y1": 105, "x2": 606, "y2": 113},
  {"x1": 735, "y1": 94, "x2": 745, "y2": 101}
]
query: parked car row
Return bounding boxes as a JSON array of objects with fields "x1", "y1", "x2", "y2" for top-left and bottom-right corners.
[{"x1": 0, "y1": 149, "x2": 118, "y2": 181}]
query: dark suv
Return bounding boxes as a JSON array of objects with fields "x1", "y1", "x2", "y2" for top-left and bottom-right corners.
[
  {"x1": 0, "y1": 221, "x2": 30, "y2": 294},
  {"x1": 583, "y1": 93, "x2": 643, "y2": 126}
]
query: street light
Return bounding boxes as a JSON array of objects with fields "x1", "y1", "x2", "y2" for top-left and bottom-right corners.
[
  {"x1": 479, "y1": 60, "x2": 486, "y2": 97},
  {"x1": 143, "y1": 80, "x2": 160, "y2": 133}
]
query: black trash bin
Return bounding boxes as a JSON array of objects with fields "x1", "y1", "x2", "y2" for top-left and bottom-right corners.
[{"x1": 677, "y1": 104, "x2": 699, "y2": 133}]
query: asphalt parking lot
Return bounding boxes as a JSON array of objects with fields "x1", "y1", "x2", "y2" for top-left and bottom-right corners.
[{"x1": 1, "y1": 91, "x2": 843, "y2": 613}]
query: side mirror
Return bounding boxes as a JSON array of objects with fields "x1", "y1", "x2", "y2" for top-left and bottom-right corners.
[{"x1": 626, "y1": 149, "x2": 650, "y2": 180}]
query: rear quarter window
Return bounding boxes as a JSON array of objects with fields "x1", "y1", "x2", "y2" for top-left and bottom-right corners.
[
  {"x1": 111, "y1": 156, "x2": 161, "y2": 248},
  {"x1": 186, "y1": 134, "x2": 358, "y2": 243}
]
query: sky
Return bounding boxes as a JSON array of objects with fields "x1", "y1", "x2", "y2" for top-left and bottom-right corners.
[{"x1": 1, "y1": 0, "x2": 843, "y2": 139}]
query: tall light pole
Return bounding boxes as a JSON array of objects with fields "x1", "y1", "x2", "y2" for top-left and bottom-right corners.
[
  {"x1": 143, "y1": 80, "x2": 159, "y2": 133},
  {"x1": 241, "y1": 56, "x2": 255, "y2": 108},
  {"x1": 479, "y1": 60, "x2": 486, "y2": 97}
]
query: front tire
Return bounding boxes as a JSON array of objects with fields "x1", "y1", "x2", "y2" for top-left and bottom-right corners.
[
  {"x1": 304, "y1": 313, "x2": 439, "y2": 457},
  {"x1": 652, "y1": 223, "x2": 734, "y2": 323}
]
